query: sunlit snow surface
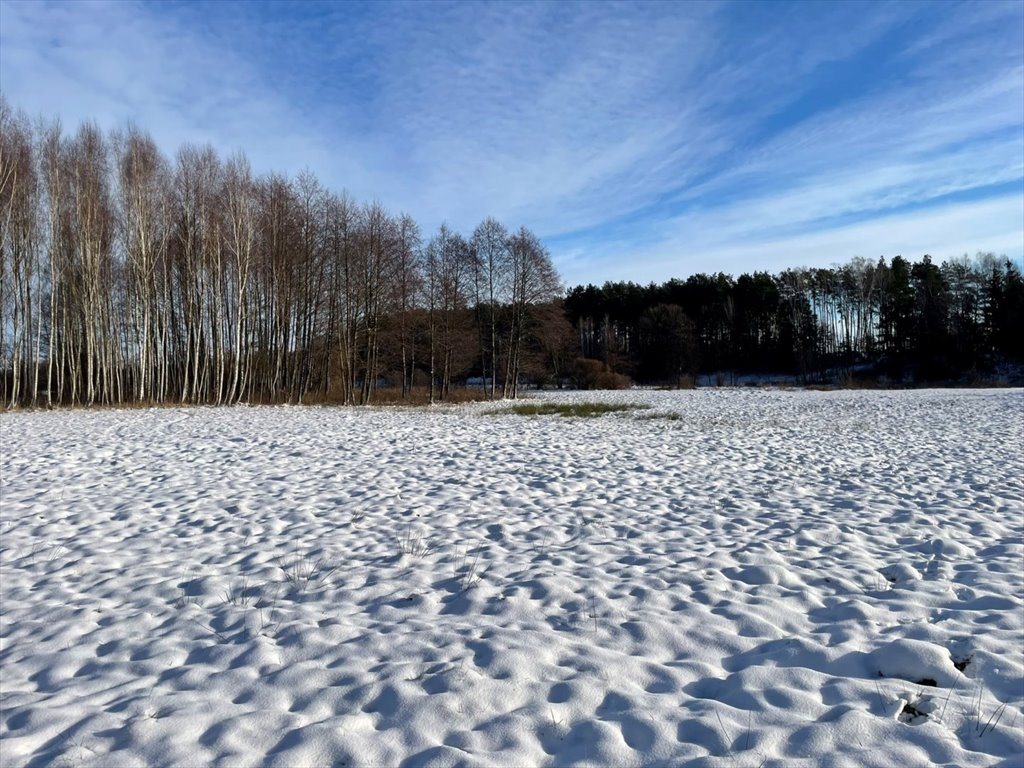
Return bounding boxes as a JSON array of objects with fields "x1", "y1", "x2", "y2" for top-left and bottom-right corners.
[{"x1": 2, "y1": 389, "x2": 1022, "y2": 767}]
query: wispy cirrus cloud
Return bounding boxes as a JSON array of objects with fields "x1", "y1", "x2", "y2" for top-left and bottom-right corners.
[
  {"x1": 0, "y1": 1, "x2": 323, "y2": 166},
  {"x1": 1, "y1": 0, "x2": 1020, "y2": 285}
]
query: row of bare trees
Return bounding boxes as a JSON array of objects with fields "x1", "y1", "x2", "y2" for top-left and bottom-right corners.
[{"x1": 0, "y1": 100, "x2": 563, "y2": 408}]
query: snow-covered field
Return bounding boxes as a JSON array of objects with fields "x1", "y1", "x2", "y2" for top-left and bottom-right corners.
[{"x1": 1, "y1": 389, "x2": 1022, "y2": 768}]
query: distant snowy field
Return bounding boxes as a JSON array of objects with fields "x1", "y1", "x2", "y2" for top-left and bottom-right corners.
[{"x1": 1, "y1": 389, "x2": 1022, "y2": 768}]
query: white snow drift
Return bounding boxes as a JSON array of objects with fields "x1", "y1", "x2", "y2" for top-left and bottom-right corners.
[{"x1": 1, "y1": 388, "x2": 1022, "y2": 767}]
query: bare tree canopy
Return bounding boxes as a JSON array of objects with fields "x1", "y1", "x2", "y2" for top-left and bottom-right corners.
[{"x1": 0, "y1": 99, "x2": 568, "y2": 407}]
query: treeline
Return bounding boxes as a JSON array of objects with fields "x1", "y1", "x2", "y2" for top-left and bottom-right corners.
[
  {"x1": 5, "y1": 99, "x2": 1020, "y2": 408},
  {"x1": 0, "y1": 99, "x2": 566, "y2": 408},
  {"x1": 565, "y1": 254, "x2": 1024, "y2": 385}
]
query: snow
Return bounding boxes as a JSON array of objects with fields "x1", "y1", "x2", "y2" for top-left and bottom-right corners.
[
  {"x1": 1, "y1": 388, "x2": 1022, "y2": 767},
  {"x1": 868, "y1": 638, "x2": 960, "y2": 687}
]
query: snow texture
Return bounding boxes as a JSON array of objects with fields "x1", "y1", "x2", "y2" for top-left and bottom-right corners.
[{"x1": 1, "y1": 388, "x2": 1022, "y2": 767}]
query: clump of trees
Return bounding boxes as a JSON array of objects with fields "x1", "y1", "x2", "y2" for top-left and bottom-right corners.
[
  {"x1": 5, "y1": 99, "x2": 1019, "y2": 407},
  {"x1": 0, "y1": 99, "x2": 565, "y2": 408},
  {"x1": 565, "y1": 254, "x2": 1024, "y2": 386}
]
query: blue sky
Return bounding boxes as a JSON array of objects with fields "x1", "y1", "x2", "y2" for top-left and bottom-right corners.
[{"x1": 1, "y1": 0, "x2": 1021, "y2": 286}]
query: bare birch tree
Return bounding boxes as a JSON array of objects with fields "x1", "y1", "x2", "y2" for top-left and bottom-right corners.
[
  {"x1": 505, "y1": 227, "x2": 561, "y2": 397},
  {"x1": 471, "y1": 217, "x2": 509, "y2": 399}
]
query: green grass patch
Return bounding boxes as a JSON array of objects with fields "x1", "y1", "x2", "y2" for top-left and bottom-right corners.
[
  {"x1": 494, "y1": 402, "x2": 649, "y2": 418},
  {"x1": 634, "y1": 411, "x2": 684, "y2": 422}
]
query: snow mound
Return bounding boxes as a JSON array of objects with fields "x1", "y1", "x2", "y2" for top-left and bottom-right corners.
[
  {"x1": 879, "y1": 562, "x2": 922, "y2": 584},
  {"x1": 722, "y1": 564, "x2": 803, "y2": 588},
  {"x1": 925, "y1": 537, "x2": 972, "y2": 558},
  {"x1": 870, "y1": 638, "x2": 959, "y2": 687}
]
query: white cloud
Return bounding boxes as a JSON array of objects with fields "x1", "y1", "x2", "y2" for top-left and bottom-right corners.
[
  {"x1": 0, "y1": 1, "x2": 363, "y2": 183},
  {"x1": 1, "y1": 0, "x2": 1020, "y2": 286}
]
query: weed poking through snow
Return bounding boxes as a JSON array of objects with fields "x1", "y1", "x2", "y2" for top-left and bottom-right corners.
[
  {"x1": 453, "y1": 544, "x2": 485, "y2": 591},
  {"x1": 280, "y1": 551, "x2": 337, "y2": 594},
  {"x1": 399, "y1": 524, "x2": 434, "y2": 559},
  {"x1": 960, "y1": 682, "x2": 1008, "y2": 739}
]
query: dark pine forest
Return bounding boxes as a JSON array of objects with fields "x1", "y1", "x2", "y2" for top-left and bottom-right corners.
[{"x1": 565, "y1": 255, "x2": 1024, "y2": 388}]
